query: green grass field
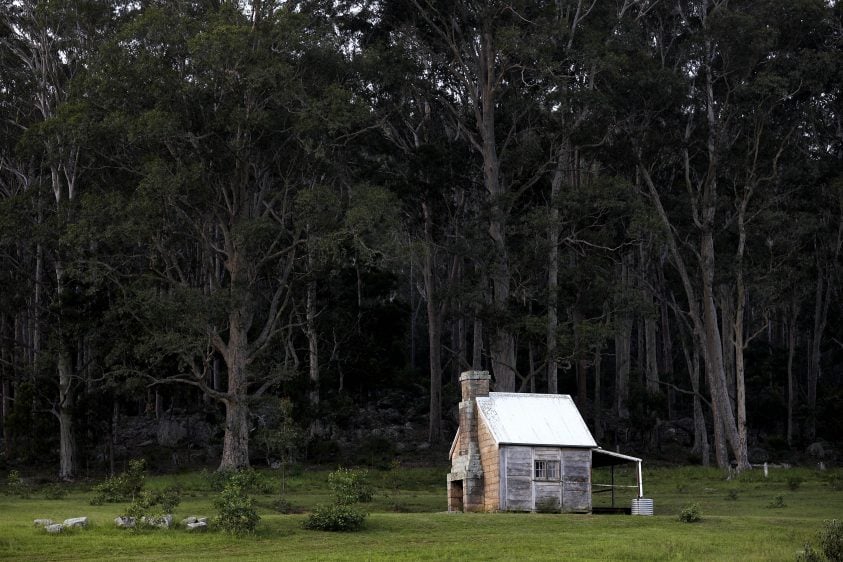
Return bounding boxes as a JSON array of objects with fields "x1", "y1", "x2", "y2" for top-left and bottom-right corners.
[{"x1": 1, "y1": 464, "x2": 841, "y2": 561}]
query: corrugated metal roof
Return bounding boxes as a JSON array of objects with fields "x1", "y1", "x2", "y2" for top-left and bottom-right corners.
[{"x1": 475, "y1": 393, "x2": 597, "y2": 448}]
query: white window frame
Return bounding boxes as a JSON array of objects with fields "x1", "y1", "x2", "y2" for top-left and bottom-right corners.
[{"x1": 534, "y1": 459, "x2": 561, "y2": 481}]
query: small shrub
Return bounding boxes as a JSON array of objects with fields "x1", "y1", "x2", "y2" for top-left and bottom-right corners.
[
  {"x1": 303, "y1": 504, "x2": 366, "y2": 532},
  {"x1": 675, "y1": 484, "x2": 688, "y2": 493},
  {"x1": 819, "y1": 519, "x2": 843, "y2": 562},
  {"x1": 535, "y1": 497, "x2": 561, "y2": 514},
  {"x1": 157, "y1": 486, "x2": 182, "y2": 513},
  {"x1": 328, "y1": 467, "x2": 373, "y2": 505},
  {"x1": 797, "y1": 543, "x2": 824, "y2": 562},
  {"x1": 678, "y1": 503, "x2": 702, "y2": 523},
  {"x1": 767, "y1": 495, "x2": 786, "y2": 508},
  {"x1": 91, "y1": 459, "x2": 146, "y2": 504},
  {"x1": 787, "y1": 476, "x2": 805, "y2": 491},
  {"x1": 6, "y1": 470, "x2": 30, "y2": 498},
  {"x1": 213, "y1": 472, "x2": 261, "y2": 535},
  {"x1": 271, "y1": 496, "x2": 294, "y2": 514},
  {"x1": 43, "y1": 483, "x2": 67, "y2": 500},
  {"x1": 828, "y1": 475, "x2": 843, "y2": 492},
  {"x1": 725, "y1": 489, "x2": 739, "y2": 501},
  {"x1": 125, "y1": 491, "x2": 161, "y2": 524}
]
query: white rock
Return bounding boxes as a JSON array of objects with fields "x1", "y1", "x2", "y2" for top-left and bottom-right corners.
[
  {"x1": 45, "y1": 524, "x2": 64, "y2": 534},
  {"x1": 115, "y1": 516, "x2": 136, "y2": 528},
  {"x1": 185, "y1": 521, "x2": 207, "y2": 532},
  {"x1": 142, "y1": 514, "x2": 173, "y2": 529},
  {"x1": 197, "y1": 517, "x2": 208, "y2": 524},
  {"x1": 33, "y1": 519, "x2": 54, "y2": 527},
  {"x1": 63, "y1": 517, "x2": 88, "y2": 528},
  {"x1": 181, "y1": 516, "x2": 197, "y2": 525}
]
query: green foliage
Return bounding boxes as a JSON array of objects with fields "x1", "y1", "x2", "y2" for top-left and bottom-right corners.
[
  {"x1": 302, "y1": 504, "x2": 366, "y2": 532},
  {"x1": 212, "y1": 472, "x2": 261, "y2": 535},
  {"x1": 328, "y1": 467, "x2": 373, "y2": 505},
  {"x1": 819, "y1": 519, "x2": 843, "y2": 562},
  {"x1": 252, "y1": 397, "x2": 300, "y2": 466},
  {"x1": 798, "y1": 543, "x2": 824, "y2": 562},
  {"x1": 5, "y1": 470, "x2": 30, "y2": 498},
  {"x1": 271, "y1": 496, "x2": 295, "y2": 514},
  {"x1": 91, "y1": 459, "x2": 146, "y2": 504},
  {"x1": 678, "y1": 503, "x2": 702, "y2": 523},
  {"x1": 123, "y1": 486, "x2": 180, "y2": 526},
  {"x1": 725, "y1": 489, "x2": 740, "y2": 501},
  {"x1": 767, "y1": 495, "x2": 787, "y2": 509},
  {"x1": 42, "y1": 484, "x2": 68, "y2": 500}
]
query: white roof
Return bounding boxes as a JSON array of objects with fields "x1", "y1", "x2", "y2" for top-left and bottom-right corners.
[{"x1": 475, "y1": 393, "x2": 597, "y2": 448}]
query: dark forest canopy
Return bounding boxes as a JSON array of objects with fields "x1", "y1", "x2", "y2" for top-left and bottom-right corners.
[{"x1": 0, "y1": 0, "x2": 841, "y2": 477}]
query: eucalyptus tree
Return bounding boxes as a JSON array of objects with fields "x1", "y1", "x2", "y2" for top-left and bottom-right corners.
[
  {"x1": 607, "y1": 0, "x2": 837, "y2": 468},
  {"x1": 87, "y1": 1, "x2": 360, "y2": 469},
  {"x1": 1, "y1": 0, "x2": 119, "y2": 479}
]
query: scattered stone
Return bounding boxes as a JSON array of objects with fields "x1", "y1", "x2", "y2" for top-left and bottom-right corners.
[
  {"x1": 181, "y1": 516, "x2": 198, "y2": 525},
  {"x1": 115, "y1": 516, "x2": 136, "y2": 528},
  {"x1": 63, "y1": 517, "x2": 89, "y2": 528},
  {"x1": 45, "y1": 524, "x2": 64, "y2": 534},
  {"x1": 185, "y1": 521, "x2": 207, "y2": 532},
  {"x1": 141, "y1": 514, "x2": 173, "y2": 529},
  {"x1": 33, "y1": 519, "x2": 54, "y2": 527}
]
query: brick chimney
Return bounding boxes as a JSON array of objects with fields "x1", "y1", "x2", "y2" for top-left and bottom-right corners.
[
  {"x1": 448, "y1": 370, "x2": 490, "y2": 512},
  {"x1": 457, "y1": 370, "x2": 490, "y2": 456}
]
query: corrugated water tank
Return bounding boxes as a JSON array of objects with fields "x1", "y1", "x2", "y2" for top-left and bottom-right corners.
[{"x1": 631, "y1": 498, "x2": 654, "y2": 516}]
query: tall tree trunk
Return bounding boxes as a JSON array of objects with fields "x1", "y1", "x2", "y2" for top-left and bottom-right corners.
[
  {"x1": 219, "y1": 311, "x2": 251, "y2": 471},
  {"x1": 57, "y1": 344, "x2": 78, "y2": 480},
  {"x1": 701, "y1": 229, "x2": 739, "y2": 468},
  {"x1": 718, "y1": 287, "x2": 737, "y2": 409},
  {"x1": 593, "y1": 343, "x2": 603, "y2": 441},
  {"x1": 478, "y1": 29, "x2": 516, "y2": 393},
  {"x1": 786, "y1": 300, "x2": 798, "y2": 446},
  {"x1": 614, "y1": 253, "x2": 633, "y2": 420},
  {"x1": 306, "y1": 234, "x2": 320, "y2": 438},
  {"x1": 679, "y1": 324, "x2": 710, "y2": 466},
  {"x1": 807, "y1": 265, "x2": 830, "y2": 440},
  {"x1": 546, "y1": 143, "x2": 567, "y2": 394},
  {"x1": 422, "y1": 202, "x2": 443, "y2": 443}
]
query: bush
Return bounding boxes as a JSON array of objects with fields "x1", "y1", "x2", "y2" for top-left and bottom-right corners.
[
  {"x1": 271, "y1": 496, "x2": 296, "y2": 514},
  {"x1": 767, "y1": 495, "x2": 786, "y2": 509},
  {"x1": 157, "y1": 486, "x2": 182, "y2": 513},
  {"x1": 303, "y1": 504, "x2": 366, "y2": 532},
  {"x1": 213, "y1": 472, "x2": 261, "y2": 535},
  {"x1": 797, "y1": 543, "x2": 824, "y2": 562},
  {"x1": 819, "y1": 519, "x2": 843, "y2": 562},
  {"x1": 120, "y1": 486, "x2": 179, "y2": 524},
  {"x1": 725, "y1": 489, "x2": 739, "y2": 501},
  {"x1": 678, "y1": 503, "x2": 702, "y2": 523},
  {"x1": 43, "y1": 483, "x2": 67, "y2": 500},
  {"x1": 91, "y1": 459, "x2": 146, "y2": 504},
  {"x1": 328, "y1": 467, "x2": 373, "y2": 505},
  {"x1": 6, "y1": 470, "x2": 30, "y2": 498}
]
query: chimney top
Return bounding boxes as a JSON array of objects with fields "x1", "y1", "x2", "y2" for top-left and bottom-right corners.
[{"x1": 459, "y1": 370, "x2": 491, "y2": 402}]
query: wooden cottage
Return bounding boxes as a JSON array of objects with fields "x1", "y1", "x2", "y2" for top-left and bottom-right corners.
[{"x1": 448, "y1": 370, "x2": 643, "y2": 513}]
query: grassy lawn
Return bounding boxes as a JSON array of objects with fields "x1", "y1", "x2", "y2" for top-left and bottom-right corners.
[{"x1": 1, "y1": 464, "x2": 841, "y2": 561}]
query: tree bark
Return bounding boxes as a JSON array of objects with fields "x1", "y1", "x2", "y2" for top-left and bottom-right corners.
[
  {"x1": 219, "y1": 310, "x2": 251, "y2": 471},
  {"x1": 786, "y1": 300, "x2": 798, "y2": 446},
  {"x1": 422, "y1": 202, "x2": 443, "y2": 443},
  {"x1": 614, "y1": 252, "x2": 633, "y2": 420}
]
